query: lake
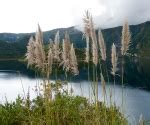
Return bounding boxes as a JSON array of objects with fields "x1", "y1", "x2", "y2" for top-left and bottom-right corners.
[{"x1": 0, "y1": 59, "x2": 150, "y2": 125}]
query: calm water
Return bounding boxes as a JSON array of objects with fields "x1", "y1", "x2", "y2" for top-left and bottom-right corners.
[
  {"x1": 0, "y1": 59, "x2": 150, "y2": 125},
  {"x1": 0, "y1": 71, "x2": 150, "y2": 124}
]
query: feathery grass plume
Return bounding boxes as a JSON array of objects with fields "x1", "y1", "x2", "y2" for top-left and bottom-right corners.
[
  {"x1": 92, "y1": 35, "x2": 98, "y2": 66},
  {"x1": 121, "y1": 21, "x2": 131, "y2": 55},
  {"x1": 101, "y1": 73, "x2": 106, "y2": 97},
  {"x1": 70, "y1": 44, "x2": 79, "y2": 75},
  {"x1": 36, "y1": 24, "x2": 43, "y2": 44},
  {"x1": 83, "y1": 10, "x2": 91, "y2": 62},
  {"x1": 111, "y1": 43, "x2": 118, "y2": 76},
  {"x1": 60, "y1": 32, "x2": 71, "y2": 72},
  {"x1": 83, "y1": 10, "x2": 91, "y2": 38},
  {"x1": 47, "y1": 47, "x2": 53, "y2": 77},
  {"x1": 34, "y1": 42, "x2": 45, "y2": 70},
  {"x1": 53, "y1": 31, "x2": 60, "y2": 62},
  {"x1": 26, "y1": 36, "x2": 36, "y2": 67},
  {"x1": 98, "y1": 29, "x2": 106, "y2": 61},
  {"x1": 89, "y1": 16, "x2": 98, "y2": 66},
  {"x1": 34, "y1": 25, "x2": 46, "y2": 71}
]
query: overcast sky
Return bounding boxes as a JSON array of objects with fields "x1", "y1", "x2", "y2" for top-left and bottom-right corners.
[{"x1": 0, "y1": 0, "x2": 149, "y2": 33}]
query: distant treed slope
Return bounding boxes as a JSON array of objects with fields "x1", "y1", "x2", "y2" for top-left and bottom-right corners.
[
  {"x1": 0, "y1": 35, "x2": 31, "y2": 58},
  {"x1": 0, "y1": 21, "x2": 149, "y2": 58}
]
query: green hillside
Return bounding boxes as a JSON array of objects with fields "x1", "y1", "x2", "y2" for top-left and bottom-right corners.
[{"x1": 0, "y1": 21, "x2": 149, "y2": 58}]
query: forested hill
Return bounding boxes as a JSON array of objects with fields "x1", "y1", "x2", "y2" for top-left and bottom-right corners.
[{"x1": 0, "y1": 21, "x2": 149, "y2": 58}]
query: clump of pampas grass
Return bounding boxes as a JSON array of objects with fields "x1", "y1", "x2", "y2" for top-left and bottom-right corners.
[
  {"x1": 26, "y1": 25, "x2": 52, "y2": 76},
  {"x1": 60, "y1": 32, "x2": 79, "y2": 75},
  {"x1": 26, "y1": 26, "x2": 79, "y2": 77}
]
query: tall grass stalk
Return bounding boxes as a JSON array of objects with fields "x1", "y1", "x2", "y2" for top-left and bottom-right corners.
[
  {"x1": 53, "y1": 31, "x2": 60, "y2": 80},
  {"x1": 88, "y1": 13, "x2": 99, "y2": 107},
  {"x1": 111, "y1": 43, "x2": 118, "y2": 103},
  {"x1": 121, "y1": 21, "x2": 131, "y2": 112},
  {"x1": 98, "y1": 29, "x2": 109, "y2": 104},
  {"x1": 83, "y1": 10, "x2": 91, "y2": 102}
]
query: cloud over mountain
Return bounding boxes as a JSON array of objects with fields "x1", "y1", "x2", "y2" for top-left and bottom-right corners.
[{"x1": 74, "y1": 0, "x2": 150, "y2": 30}]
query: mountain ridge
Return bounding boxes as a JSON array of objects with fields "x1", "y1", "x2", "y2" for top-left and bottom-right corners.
[{"x1": 0, "y1": 21, "x2": 149, "y2": 58}]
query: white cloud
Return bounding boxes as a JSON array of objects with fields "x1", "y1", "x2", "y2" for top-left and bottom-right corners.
[
  {"x1": 75, "y1": 0, "x2": 150, "y2": 30},
  {"x1": 0, "y1": 0, "x2": 149, "y2": 33},
  {"x1": 95, "y1": 0, "x2": 150, "y2": 28}
]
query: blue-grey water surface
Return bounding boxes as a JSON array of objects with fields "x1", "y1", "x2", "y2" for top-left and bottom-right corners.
[{"x1": 0, "y1": 71, "x2": 150, "y2": 125}]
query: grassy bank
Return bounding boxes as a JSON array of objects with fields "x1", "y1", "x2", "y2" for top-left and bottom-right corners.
[{"x1": 0, "y1": 81, "x2": 127, "y2": 125}]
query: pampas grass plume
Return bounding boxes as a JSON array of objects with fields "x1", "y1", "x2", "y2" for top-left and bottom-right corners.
[
  {"x1": 111, "y1": 43, "x2": 118, "y2": 76},
  {"x1": 48, "y1": 47, "x2": 53, "y2": 76},
  {"x1": 83, "y1": 10, "x2": 91, "y2": 62},
  {"x1": 34, "y1": 25, "x2": 46, "y2": 70},
  {"x1": 98, "y1": 29, "x2": 106, "y2": 61},
  {"x1": 70, "y1": 43, "x2": 79, "y2": 75},
  {"x1": 53, "y1": 31, "x2": 60, "y2": 62},
  {"x1": 121, "y1": 21, "x2": 131, "y2": 55},
  {"x1": 26, "y1": 36, "x2": 36, "y2": 67},
  {"x1": 89, "y1": 16, "x2": 98, "y2": 66}
]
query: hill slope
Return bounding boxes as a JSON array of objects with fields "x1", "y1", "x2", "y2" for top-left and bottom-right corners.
[{"x1": 0, "y1": 21, "x2": 149, "y2": 58}]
